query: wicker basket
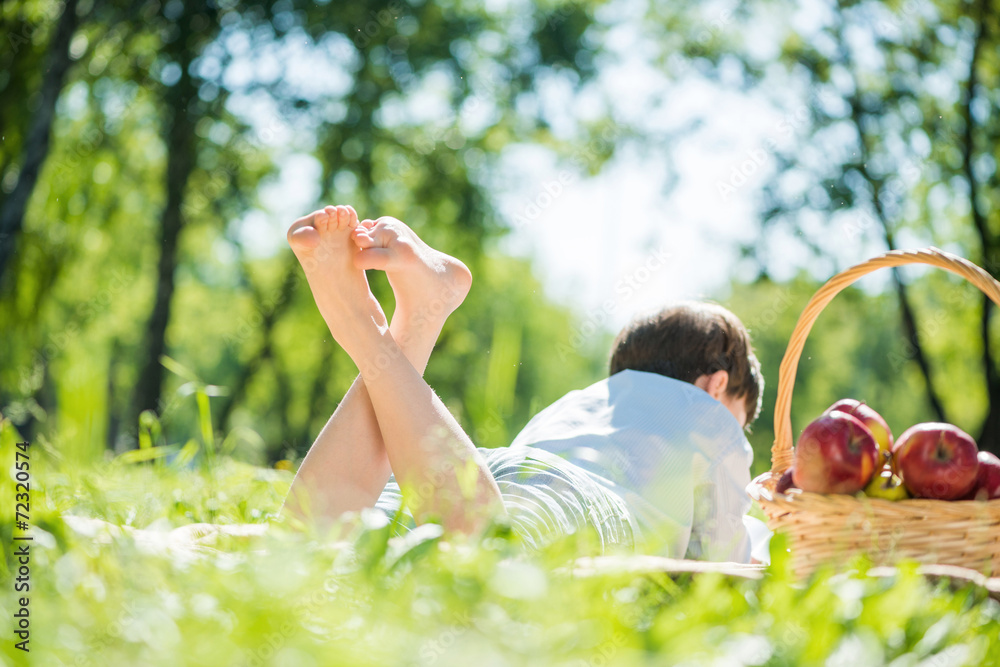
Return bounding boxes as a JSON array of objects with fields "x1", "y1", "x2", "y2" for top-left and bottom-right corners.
[{"x1": 748, "y1": 247, "x2": 1000, "y2": 576}]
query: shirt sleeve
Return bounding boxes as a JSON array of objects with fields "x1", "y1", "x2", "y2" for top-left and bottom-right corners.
[{"x1": 685, "y1": 442, "x2": 753, "y2": 563}]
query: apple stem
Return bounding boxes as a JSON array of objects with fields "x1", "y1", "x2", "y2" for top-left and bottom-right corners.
[{"x1": 935, "y1": 435, "x2": 948, "y2": 461}]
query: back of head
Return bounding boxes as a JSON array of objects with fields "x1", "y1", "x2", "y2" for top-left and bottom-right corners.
[{"x1": 609, "y1": 301, "x2": 763, "y2": 426}]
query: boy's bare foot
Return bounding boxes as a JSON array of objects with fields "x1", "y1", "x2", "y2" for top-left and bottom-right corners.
[
  {"x1": 287, "y1": 205, "x2": 388, "y2": 359},
  {"x1": 351, "y1": 216, "x2": 473, "y2": 331}
]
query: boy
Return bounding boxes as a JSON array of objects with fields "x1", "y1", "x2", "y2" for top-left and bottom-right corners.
[
  {"x1": 510, "y1": 304, "x2": 762, "y2": 560},
  {"x1": 282, "y1": 205, "x2": 762, "y2": 560}
]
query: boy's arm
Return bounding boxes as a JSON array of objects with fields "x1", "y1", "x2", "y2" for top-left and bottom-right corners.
[{"x1": 687, "y1": 444, "x2": 754, "y2": 563}]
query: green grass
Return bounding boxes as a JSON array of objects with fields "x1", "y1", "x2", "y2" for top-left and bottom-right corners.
[{"x1": 2, "y1": 430, "x2": 1000, "y2": 667}]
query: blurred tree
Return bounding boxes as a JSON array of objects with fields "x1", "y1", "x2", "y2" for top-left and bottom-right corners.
[
  {"x1": 724, "y1": 272, "x2": 987, "y2": 474},
  {"x1": 131, "y1": 0, "x2": 219, "y2": 434},
  {"x1": 692, "y1": 0, "x2": 1000, "y2": 451},
  {"x1": 0, "y1": 0, "x2": 620, "y2": 462},
  {"x1": 0, "y1": 0, "x2": 79, "y2": 280}
]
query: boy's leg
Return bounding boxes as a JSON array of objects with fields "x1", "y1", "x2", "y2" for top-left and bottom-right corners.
[
  {"x1": 282, "y1": 206, "x2": 472, "y2": 524},
  {"x1": 283, "y1": 206, "x2": 502, "y2": 533}
]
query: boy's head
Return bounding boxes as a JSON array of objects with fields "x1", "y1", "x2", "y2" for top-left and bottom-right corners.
[{"x1": 609, "y1": 302, "x2": 763, "y2": 428}]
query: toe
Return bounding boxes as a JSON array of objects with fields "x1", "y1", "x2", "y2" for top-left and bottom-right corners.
[
  {"x1": 352, "y1": 227, "x2": 377, "y2": 249},
  {"x1": 366, "y1": 221, "x2": 402, "y2": 249},
  {"x1": 288, "y1": 225, "x2": 320, "y2": 253},
  {"x1": 354, "y1": 248, "x2": 393, "y2": 271},
  {"x1": 328, "y1": 205, "x2": 342, "y2": 230},
  {"x1": 341, "y1": 205, "x2": 359, "y2": 230},
  {"x1": 316, "y1": 206, "x2": 336, "y2": 232},
  {"x1": 286, "y1": 209, "x2": 322, "y2": 244}
]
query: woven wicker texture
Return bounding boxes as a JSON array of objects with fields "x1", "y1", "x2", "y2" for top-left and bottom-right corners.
[{"x1": 749, "y1": 247, "x2": 1000, "y2": 576}]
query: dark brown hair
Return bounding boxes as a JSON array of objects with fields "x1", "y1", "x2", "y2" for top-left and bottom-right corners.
[{"x1": 609, "y1": 302, "x2": 763, "y2": 426}]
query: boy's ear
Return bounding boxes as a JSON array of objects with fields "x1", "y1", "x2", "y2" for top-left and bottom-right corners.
[{"x1": 695, "y1": 370, "x2": 730, "y2": 401}]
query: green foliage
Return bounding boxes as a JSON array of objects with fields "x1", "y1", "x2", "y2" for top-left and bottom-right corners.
[
  {"x1": 727, "y1": 267, "x2": 995, "y2": 475},
  {"x1": 2, "y1": 432, "x2": 999, "y2": 666},
  {"x1": 707, "y1": 0, "x2": 1000, "y2": 447},
  {"x1": 5, "y1": 3, "x2": 1000, "y2": 660},
  {"x1": 0, "y1": 0, "x2": 613, "y2": 464}
]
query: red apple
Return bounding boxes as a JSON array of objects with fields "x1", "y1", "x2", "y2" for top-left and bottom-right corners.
[
  {"x1": 793, "y1": 412, "x2": 880, "y2": 494},
  {"x1": 774, "y1": 468, "x2": 797, "y2": 495},
  {"x1": 827, "y1": 398, "x2": 894, "y2": 457},
  {"x1": 966, "y1": 451, "x2": 1000, "y2": 501},
  {"x1": 892, "y1": 423, "x2": 979, "y2": 500}
]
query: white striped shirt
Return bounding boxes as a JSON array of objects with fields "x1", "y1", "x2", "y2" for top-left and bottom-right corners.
[{"x1": 510, "y1": 370, "x2": 754, "y2": 562}]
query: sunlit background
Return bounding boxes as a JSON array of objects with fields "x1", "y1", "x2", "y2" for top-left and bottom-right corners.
[{"x1": 2, "y1": 0, "x2": 998, "y2": 475}]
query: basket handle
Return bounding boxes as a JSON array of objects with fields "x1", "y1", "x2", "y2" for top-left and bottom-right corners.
[{"x1": 771, "y1": 246, "x2": 1000, "y2": 475}]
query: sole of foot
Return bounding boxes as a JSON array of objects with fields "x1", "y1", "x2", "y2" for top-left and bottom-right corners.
[{"x1": 353, "y1": 216, "x2": 473, "y2": 325}]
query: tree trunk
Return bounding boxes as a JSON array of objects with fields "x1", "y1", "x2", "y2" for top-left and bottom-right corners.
[
  {"x1": 833, "y1": 10, "x2": 949, "y2": 424},
  {"x1": 0, "y1": 0, "x2": 80, "y2": 282},
  {"x1": 129, "y1": 50, "x2": 198, "y2": 438},
  {"x1": 962, "y1": 0, "x2": 1000, "y2": 453},
  {"x1": 847, "y1": 132, "x2": 948, "y2": 425}
]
